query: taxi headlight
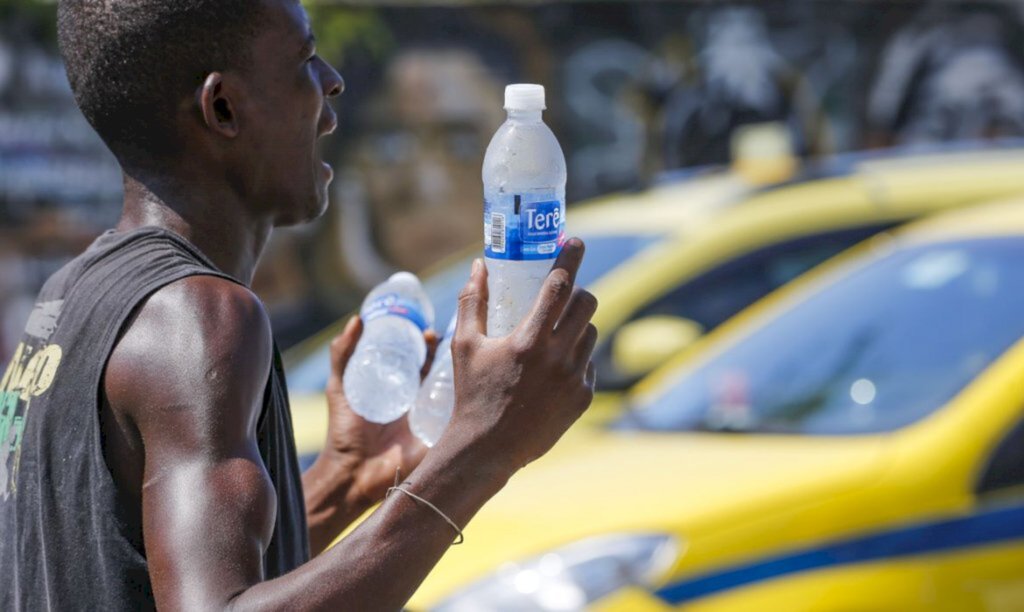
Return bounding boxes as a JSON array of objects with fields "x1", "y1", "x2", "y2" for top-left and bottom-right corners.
[{"x1": 434, "y1": 533, "x2": 680, "y2": 612}]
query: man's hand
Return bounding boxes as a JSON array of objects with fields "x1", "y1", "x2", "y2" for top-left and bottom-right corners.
[
  {"x1": 303, "y1": 316, "x2": 437, "y2": 551},
  {"x1": 326, "y1": 316, "x2": 437, "y2": 501},
  {"x1": 442, "y1": 238, "x2": 598, "y2": 476}
]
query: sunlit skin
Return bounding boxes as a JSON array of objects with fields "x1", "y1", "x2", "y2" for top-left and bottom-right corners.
[{"x1": 99, "y1": 0, "x2": 598, "y2": 609}]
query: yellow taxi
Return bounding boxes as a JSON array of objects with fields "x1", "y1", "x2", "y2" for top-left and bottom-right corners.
[
  {"x1": 287, "y1": 146, "x2": 1024, "y2": 460},
  {"x1": 410, "y1": 196, "x2": 1024, "y2": 611}
]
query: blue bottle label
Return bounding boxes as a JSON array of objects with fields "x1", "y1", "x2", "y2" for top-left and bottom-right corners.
[
  {"x1": 484, "y1": 192, "x2": 565, "y2": 261},
  {"x1": 361, "y1": 293, "x2": 429, "y2": 332}
]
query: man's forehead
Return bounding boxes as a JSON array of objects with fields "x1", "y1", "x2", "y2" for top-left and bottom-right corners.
[{"x1": 256, "y1": 0, "x2": 312, "y2": 45}]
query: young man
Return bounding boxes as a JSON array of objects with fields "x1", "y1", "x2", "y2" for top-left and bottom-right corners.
[{"x1": 0, "y1": 1, "x2": 598, "y2": 610}]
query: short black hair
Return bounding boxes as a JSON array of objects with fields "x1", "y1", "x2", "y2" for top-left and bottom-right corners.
[{"x1": 57, "y1": 0, "x2": 267, "y2": 170}]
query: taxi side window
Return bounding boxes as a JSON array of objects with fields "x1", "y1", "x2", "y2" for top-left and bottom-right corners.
[
  {"x1": 594, "y1": 223, "x2": 898, "y2": 391},
  {"x1": 632, "y1": 224, "x2": 897, "y2": 330},
  {"x1": 977, "y1": 415, "x2": 1024, "y2": 495}
]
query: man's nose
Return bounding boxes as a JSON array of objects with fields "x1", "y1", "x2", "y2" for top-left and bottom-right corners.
[{"x1": 319, "y1": 59, "x2": 345, "y2": 98}]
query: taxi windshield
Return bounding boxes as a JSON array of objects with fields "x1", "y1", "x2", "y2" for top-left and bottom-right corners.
[
  {"x1": 286, "y1": 232, "x2": 663, "y2": 394},
  {"x1": 620, "y1": 238, "x2": 1024, "y2": 435}
]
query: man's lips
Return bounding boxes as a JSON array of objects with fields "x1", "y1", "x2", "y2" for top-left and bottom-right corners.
[
  {"x1": 320, "y1": 160, "x2": 334, "y2": 182},
  {"x1": 317, "y1": 105, "x2": 338, "y2": 183},
  {"x1": 316, "y1": 102, "x2": 338, "y2": 184},
  {"x1": 318, "y1": 106, "x2": 338, "y2": 138}
]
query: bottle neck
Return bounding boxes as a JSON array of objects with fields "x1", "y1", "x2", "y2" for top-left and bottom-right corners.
[{"x1": 507, "y1": 109, "x2": 542, "y2": 122}]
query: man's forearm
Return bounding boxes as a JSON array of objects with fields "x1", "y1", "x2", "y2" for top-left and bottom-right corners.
[{"x1": 235, "y1": 440, "x2": 510, "y2": 611}]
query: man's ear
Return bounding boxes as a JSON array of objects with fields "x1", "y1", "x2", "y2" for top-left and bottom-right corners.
[{"x1": 198, "y1": 72, "x2": 240, "y2": 138}]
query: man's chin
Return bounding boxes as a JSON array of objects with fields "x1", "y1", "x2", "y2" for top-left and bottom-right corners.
[
  {"x1": 310, "y1": 187, "x2": 332, "y2": 220},
  {"x1": 305, "y1": 191, "x2": 332, "y2": 224},
  {"x1": 274, "y1": 188, "x2": 331, "y2": 228}
]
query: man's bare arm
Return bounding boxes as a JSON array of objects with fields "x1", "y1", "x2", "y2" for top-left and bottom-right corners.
[{"x1": 105, "y1": 240, "x2": 597, "y2": 611}]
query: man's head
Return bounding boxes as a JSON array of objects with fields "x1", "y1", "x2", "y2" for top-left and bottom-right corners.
[{"x1": 58, "y1": 0, "x2": 344, "y2": 224}]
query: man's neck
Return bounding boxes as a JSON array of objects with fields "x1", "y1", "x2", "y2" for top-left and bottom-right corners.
[{"x1": 116, "y1": 171, "x2": 271, "y2": 285}]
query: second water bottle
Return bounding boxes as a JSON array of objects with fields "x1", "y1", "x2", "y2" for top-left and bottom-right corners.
[
  {"x1": 343, "y1": 272, "x2": 434, "y2": 424},
  {"x1": 409, "y1": 314, "x2": 457, "y2": 447}
]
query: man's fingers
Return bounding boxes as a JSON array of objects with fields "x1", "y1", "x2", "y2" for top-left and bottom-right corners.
[
  {"x1": 403, "y1": 434, "x2": 429, "y2": 472},
  {"x1": 573, "y1": 324, "x2": 599, "y2": 372},
  {"x1": 455, "y1": 259, "x2": 488, "y2": 342},
  {"x1": 329, "y1": 316, "x2": 363, "y2": 380},
  {"x1": 555, "y1": 288, "x2": 598, "y2": 348},
  {"x1": 522, "y1": 238, "x2": 585, "y2": 339},
  {"x1": 584, "y1": 361, "x2": 596, "y2": 390},
  {"x1": 387, "y1": 415, "x2": 429, "y2": 469}
]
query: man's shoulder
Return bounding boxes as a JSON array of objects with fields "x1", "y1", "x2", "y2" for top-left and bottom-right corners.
[
  {"x1": 104, "y1": 275, "x2": 273, "y2": 418},
  {"x1": 140, "y1": 275, "x2": 270, "y2": 338}
]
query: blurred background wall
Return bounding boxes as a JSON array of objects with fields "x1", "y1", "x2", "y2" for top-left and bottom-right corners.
[{"x1": 3, "y1": 0, "x2": 1024, "y2": 358}]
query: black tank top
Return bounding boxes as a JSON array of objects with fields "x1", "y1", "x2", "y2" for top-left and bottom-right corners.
[{"x1": 0, "y1": 227, "x2": 310, "y2": 610}]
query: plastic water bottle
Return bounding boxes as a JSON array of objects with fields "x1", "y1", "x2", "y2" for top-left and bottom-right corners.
[
  {"x1": 483, "y1": 84, "x2": 567, "y2": 337},
  {"x1": 343, "y1": 272, "x2": 435, "y2": 424},
  {"x1": 409, "y1": 314, "x2": 457, "y2": 447}
]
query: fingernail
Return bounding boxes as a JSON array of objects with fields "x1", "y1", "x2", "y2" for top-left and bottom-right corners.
[
  {"x1": 472, "y1": 258, "x2": 482, "y2": 276},
  {"x1": 567, "y1": 237, "x2": 583, "y2": 249}
]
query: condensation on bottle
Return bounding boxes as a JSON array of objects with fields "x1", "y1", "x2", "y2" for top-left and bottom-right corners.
[
  {"x1": 343, "y1": 272, "x2": 435, "y2": 424},
  {"x1": 482, "y1": 84, "x2": 567, "y2": 337},
  {"x1": 409, "y1": 314, "x2": 457, "y2": 447}
]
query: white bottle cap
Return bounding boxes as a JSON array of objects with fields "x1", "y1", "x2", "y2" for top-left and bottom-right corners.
[
  {"x1": 504, "y1": 84, "x2": 546, "y2": 111},
  {"x1": 388, "y1": 271, "x2": 421, "y2": 289}
]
